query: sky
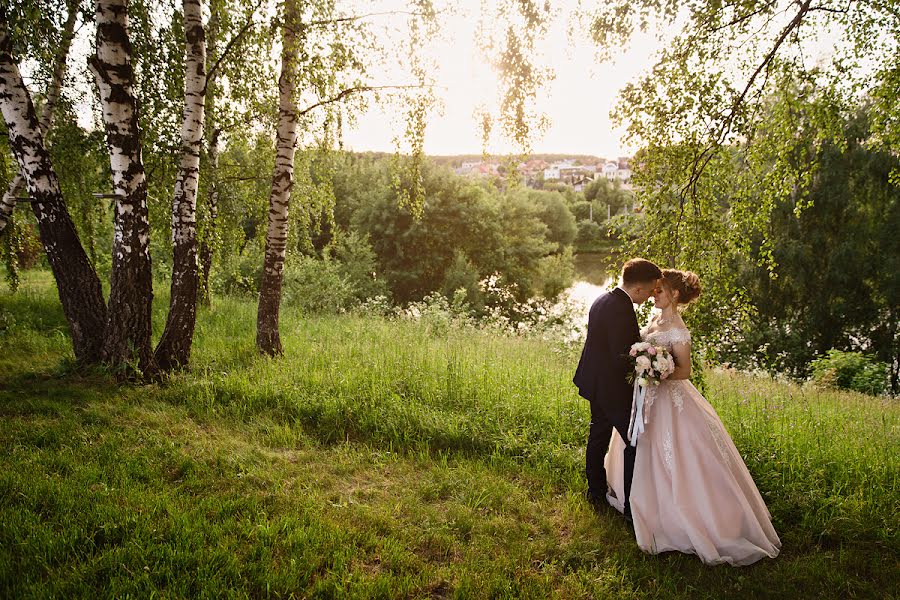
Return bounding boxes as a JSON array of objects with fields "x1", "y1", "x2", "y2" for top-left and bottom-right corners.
[
  {"x1": 339, "y1": 2, "x2": 663, "y2": 159},
  {"x1": 51, "y1": 1, "x2": 849, "y2": 161}
]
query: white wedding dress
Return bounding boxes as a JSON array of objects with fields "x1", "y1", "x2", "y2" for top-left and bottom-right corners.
[{"x1": 605, "y1": 326, "x2": 781, "y2": 566}]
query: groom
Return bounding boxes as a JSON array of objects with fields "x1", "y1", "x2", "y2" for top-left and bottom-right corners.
[{"x1": 573, "y1": 258, "x2": 662, "y2": 519}]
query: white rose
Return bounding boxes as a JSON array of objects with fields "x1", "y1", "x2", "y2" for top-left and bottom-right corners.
[
  {"x1": 636, "y1": 355, "x2": 651, "y2": 370},
  {"x1": 637, "y1": 377, "x2": 648, "y2": 387}
]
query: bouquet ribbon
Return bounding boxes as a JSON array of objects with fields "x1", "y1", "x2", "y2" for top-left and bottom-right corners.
[{"x1": 627, "y1": 379, "x2": 647, "y2": 447}]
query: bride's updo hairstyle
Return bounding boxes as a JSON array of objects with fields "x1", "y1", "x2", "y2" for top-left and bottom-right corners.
[{"x1": 662, "y1": 269, "x2": 702, "y2": 305}]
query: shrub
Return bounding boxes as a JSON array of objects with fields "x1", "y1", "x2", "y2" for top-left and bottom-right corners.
[
  {"x1": 810, "y1": 350, "x2": 889, "y2": 396},
  {"x1": 211, "y1": 249, "x2": 263, "y2": 297},
  {"x1": 576, "y1": 219, "x2": 603, "y2": 245},
  {"x1": 329, "y1": 230, "x2": 388, "y2": 302},
  {"x1": 282, "y1": 255, "x2": 356, "y2": 315},
  {"x1": 533, "y1": 248, "x2": 575, "y2": 300},
  {"x1": 607, "y1": 213, "x2": 644, "y2": 240}
]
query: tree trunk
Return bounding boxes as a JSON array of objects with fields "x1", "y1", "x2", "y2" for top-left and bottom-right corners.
[
  {"x1": 89, "y1": 0, "x2": 155, "y2": 374},
  {"x1": 198, "y1": 6, "x2": 220, "y2": 307},
  {"x1": 0, "y1": 4, "x2": 77, "y2": 234},
  {"x1": 155, "y1": 0, "x2": 206, "y2": 371},
  {"x1": 0, "y1": 174, "x2": 21, "y2": 232},
  {"x1": 0, "y1": 25, "x2": 107, "y2": 363},
  {"x1": 256, "y1": 0, "x2": 300, "y2": 356},
  {"x1": 198, "y1": 127, "x2": 219, "y2": 306}
]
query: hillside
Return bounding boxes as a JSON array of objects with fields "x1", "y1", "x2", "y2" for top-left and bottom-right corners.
[{"x1": 1, "y1": 272, "x2": 897, "y2": 598}]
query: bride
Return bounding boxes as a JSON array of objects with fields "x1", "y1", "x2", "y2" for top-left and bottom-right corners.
[{"x1": 605, "y1": 269, "x2": 781, "y2": 566}]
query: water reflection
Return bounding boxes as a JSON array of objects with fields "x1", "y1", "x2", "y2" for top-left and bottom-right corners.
[{"x1": 563, "y1": 252, "x2": 616, "y2": 327}]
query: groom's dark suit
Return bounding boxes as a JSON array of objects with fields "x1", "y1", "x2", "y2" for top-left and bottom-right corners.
[{"x1": 573, "y1": 287, "x2": 640, "y2": 515}]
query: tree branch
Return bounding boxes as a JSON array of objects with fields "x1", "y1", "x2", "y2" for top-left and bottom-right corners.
[
  {"x1": 205, "y1": 8, "x2": 259, "y2": 88},
  {"x1": 296, "y1": 84, "x2": 425, "y2": 117},
  {"x1": 710, "y1": 0, "x2": 780, "y2": 33},
  {"x1": 681, "y1": 0, "x2": 814, "y2": 202},
  {"x1": 285, "y1": 9, "x2": 438, "y2": 33}
]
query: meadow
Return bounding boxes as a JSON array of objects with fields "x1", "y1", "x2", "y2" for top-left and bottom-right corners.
[{"x1": 1, "y1": 272, "x2": 897, "y2": 599}]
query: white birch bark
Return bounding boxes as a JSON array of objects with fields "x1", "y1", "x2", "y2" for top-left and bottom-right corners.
[
  {"x1": 256, "y1": 0, "x2": 301, "y2": 356},
  {"x1": 0, "y1": 4, "x2": 78, "y2": 233},
  {"x1": 0, "y1": 22, "x2": 107, "y2": 362},
  {"x1": 90, "y1": 0, "x2": 155, "y2": 373},
  {"x1": 155, "y1": 0, "x2": 206, "y2": 370}
]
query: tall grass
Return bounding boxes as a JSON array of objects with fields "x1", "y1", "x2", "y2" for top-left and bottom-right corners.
[{"x1": 1, "y1": 271, "x2": 897, "y2": 599}]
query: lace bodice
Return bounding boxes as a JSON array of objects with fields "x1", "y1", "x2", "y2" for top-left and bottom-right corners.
[{"x1": 641, "y1": 326, "x2": 692, "y2": 349}]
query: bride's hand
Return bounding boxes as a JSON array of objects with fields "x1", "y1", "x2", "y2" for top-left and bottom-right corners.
[{"x1": 668, "y1": 342, "x2": 692, "y2": 380}]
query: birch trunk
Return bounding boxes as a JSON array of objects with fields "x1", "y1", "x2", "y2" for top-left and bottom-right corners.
[
  {"x1": 198, "y1": 127, "x2": 219, "y2": 306},
  {"x1": 256, "y1": 0, "x2": 301, "y2": 356},
  {"x1": 198, "y1": 7, "x2": 220, "y2": 307},
  {"x1": 89, "y1": 0, "x2": 155, "y2": 374},
  {"x1": 0, "y1": 4, "x2": 78, "y2": 233},
  {"x1": 0, "y1": 25, "x2": 107, "y2": 363},
  {"x1": 155, "y1": 0, "x2": 206, "y2": 371}
]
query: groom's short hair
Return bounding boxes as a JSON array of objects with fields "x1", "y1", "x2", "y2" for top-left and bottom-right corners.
[{"x1": 622, "y1": 258, "x2": 662, "y2": 284}]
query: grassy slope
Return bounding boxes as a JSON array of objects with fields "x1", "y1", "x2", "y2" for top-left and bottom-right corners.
[{"x1": 0, "y1": 272, "x2": 897, "y2": 599}]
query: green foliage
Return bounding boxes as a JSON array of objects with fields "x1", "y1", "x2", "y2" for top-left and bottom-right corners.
[
  {"x1": 525, "y1": 189, "x2": 577, "y2": 252},
  {"x1": 534, "y1": 248, "x2": 576, "y2": 300},
  {"x1": 583, "y1": 177, "x2": 631, "y2": 217},
  {"x1": 351, "y1": 162, "x2": 573, "y2": 307},
  {"x1": 606, "y1": 213, "x2": 644, "y2": 241},
  {"x1": 1, "y1": 217, "x2": 22, "y2": 293},
  {"x1": 810, "y1": 350, "x2": 889, "y2": 396},
  {"x1": 575, "y1": 218, "x2": 602, "y2": 244},
  {"x1": 587, "y1": 0, "x2": 900, "y2": 392},
  {"x1": 210, "y1": 248, "x2": 262, "y2": 297},
  {"x1": 282, "y1": 255, "x2": 356, "y2": 315},
  {"x1": 48, "y1": 98, "x2": 113, "y2": 271},
  {"x1": 717, "y1": 104, "x2": 899, "y2": 390},
  {"x1": 328, "y1": 230, "x2": 388, "y2": 303}
]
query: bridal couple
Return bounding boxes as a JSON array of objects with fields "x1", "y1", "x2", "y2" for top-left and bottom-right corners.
[{"x1": 573, "y1": 258, "x2": 781, "y2": 566}]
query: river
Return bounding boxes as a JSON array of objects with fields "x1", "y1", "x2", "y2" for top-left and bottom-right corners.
[{"x1": 563, "y1": 253, "x2": 616, "y2": 325}]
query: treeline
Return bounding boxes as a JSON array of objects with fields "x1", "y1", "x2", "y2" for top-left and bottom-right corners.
[{"x1": 2, "y1": 128, "x2": 634, "y2": 321}]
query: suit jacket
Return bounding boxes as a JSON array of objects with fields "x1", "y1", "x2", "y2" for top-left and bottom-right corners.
[{"x1": 573, "y1": 287, "x2": 641, "y2": 428}]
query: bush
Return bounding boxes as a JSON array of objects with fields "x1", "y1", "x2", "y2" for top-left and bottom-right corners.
[
  {"x1": 533, "y1": 248, "x2": 575, "y2": 300},
  {"x1": 329, "y1": 230, "x2": 388, "y2": 302},
  {"x1": 810, "y1": 350, "x2": 889, "y2": 396},
  {"x1": 283, "y1": 255, "x2": 356, "y2": 315},
  {"x1": 606, "y1": 213, "x2": 644, "y2": 240},
  {"x1": 576, "y1": 219, "x2": 603, "y2": 245},
  {"x1": 211, "y1": 249, "x2": 263, "y2": 297}
]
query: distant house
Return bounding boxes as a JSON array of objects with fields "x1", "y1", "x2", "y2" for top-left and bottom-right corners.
[
  {"x1": 543, "y1": 165, "x2": 561, "y2": 180},
  {"x1": 600, "y1": 158, "x2": 631, "y2": 183},
  {"x1": 572, "y1": 175, "x2": 591, "y2": 192},
  {"x1": 455, "y1": 161, "x2": 499, "y2": 177},
  {"x1": 601, "y1": 162, "x2": 618, "y2": 180}
]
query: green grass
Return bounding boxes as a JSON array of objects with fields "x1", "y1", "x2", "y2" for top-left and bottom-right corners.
[{"x1": 1, "y1": 271, "x2": 897, "y2": 599}]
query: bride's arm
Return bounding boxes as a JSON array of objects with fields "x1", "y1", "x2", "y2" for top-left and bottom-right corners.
[{"x1": 668, "y1": 342, "x2": 692, "y2": 380}]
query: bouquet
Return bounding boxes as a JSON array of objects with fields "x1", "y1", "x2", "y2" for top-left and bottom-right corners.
[
  {"x1": 626, "y1": 341, "x2": 676, "y2": 446},
  {"x1": 628, "y1": 341, "x2": 676, "y2": 386}
]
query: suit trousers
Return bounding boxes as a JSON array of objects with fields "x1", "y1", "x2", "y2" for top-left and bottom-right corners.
[{"x1": 586, "y1": 399, "x2": 636, "y2": 515}]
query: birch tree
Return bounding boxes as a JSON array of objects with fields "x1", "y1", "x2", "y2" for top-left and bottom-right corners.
[
  {"x1": 253, "y1": 0, "x2": 452, "y2": 356},
  {"x1": 0, "y1": 20, "x2": 108, "y2": 363},
  {"x1": 0, "y1": 3, "x2": 78, "y2": 233},
  {"x1": 154, "y1": 0, "x2": 206, "y2": 370},
  {"x1": 198, "y1": 0, "x2": 275, "y2": 305},
  {"x1": 89, "y1": 0, "x2": 155, "y2": 373},
  {"x1": 256, "y1": 0, "x2": 300, "y2": 356}
]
